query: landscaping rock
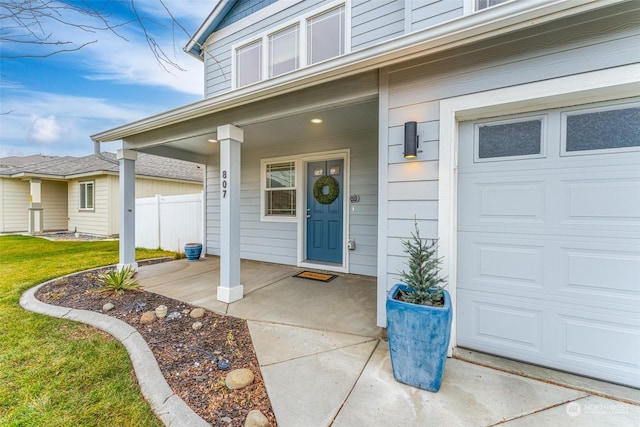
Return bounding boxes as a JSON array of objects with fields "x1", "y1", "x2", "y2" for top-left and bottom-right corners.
[
  {"x1": 140, "y1": 311, "x2": 156, "y2": 324},
  {"x1": 155, "y1": 304, "x2": 168, "y2": 318},
  {"x1": 164, "y1": 311, "x2": 181, "y2": 321},
  {"x1": 189, "y1": 307, "x2": 205, "y2": 318},
  {"x1": 226, "y1": 368, "x2": 254, "y2": 390},
  {"x1": 244, "y1": 410, "x2": 269, "y2": 427},
  {"x1": 102, "y1": 302, "x2": 115, "y2": 312},
  {"x1": 221, "y1": 416, "x2": 232, "y2": 424},
  {"x1": 192, "y1": 321, "x2": 203, "y2": 331}
]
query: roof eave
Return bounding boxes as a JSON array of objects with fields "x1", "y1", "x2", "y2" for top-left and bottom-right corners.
[{"x1": 184, "y1": 0, "x2": 234, "y2": 58}]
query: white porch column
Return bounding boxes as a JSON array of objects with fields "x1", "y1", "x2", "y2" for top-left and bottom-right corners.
[
  {"x1": 28, "y1": 178, "x2": 43, "y2": 234},
  {"x1": 117, "y1": 149, "x2": 138, "y2": 271},
  {"x1": 217, "y1": 124, "x2": 243, "y2": 303}
]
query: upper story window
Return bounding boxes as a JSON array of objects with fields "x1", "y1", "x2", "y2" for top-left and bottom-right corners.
[
  {"x1": 307, "y1": 7, "x2": 345, "y2": 65},
  {"x1": 79, "y1": 181, "x2": 94, "y2": 210},
  {"x1": 269, "y1": 25, "x2": 299, "y2": 78},
  {"x1": 234, "y1": 4, "x2": 347, "y2": 89},
  {"x1": 236, "y1": 40, "x2": 262, "y2": 87},
  {"x1": 477, "y1": 0, "x2": 512, "y2": 10}
]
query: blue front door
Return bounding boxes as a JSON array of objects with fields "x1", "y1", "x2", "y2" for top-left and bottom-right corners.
[{"x1": 306, "y1": 160, "x2": 343, "y2": 264}]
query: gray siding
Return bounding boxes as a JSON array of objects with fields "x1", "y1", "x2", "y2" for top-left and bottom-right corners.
[
  {"x1": 206, "y1": 130, "x2": 378, "y2": 275},
  {"x1": 382, "y1": 3, "x2": 640, "y2": 288},
  {"x1": 351, "y1": 0, "x2": 405, "y2": 51},
  {"x1": 409, "y1": 0, "x2": 462, "y2": 32}
]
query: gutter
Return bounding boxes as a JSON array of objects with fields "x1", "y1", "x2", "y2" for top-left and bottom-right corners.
[
  {"x1": 91, "y1": 0, "x2": 628, "y2": 143},
  {"x1": 94, "y1": 141, "x2": 119, "y2": 165}
]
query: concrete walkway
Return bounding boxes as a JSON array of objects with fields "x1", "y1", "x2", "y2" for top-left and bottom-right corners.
[{"x1": 138, "y1": 258, "x2": 640, "y2": 427}]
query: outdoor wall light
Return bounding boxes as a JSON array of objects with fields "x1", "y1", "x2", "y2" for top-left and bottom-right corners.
[
  {"x1": 207, "y1": 138, "x2": 219, "y2": 143},
  {"x1": 403, "y1": 121, "x2": 419, "y2": 159}
]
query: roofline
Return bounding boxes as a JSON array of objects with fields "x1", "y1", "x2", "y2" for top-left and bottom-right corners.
[
  {"x1": 184, "y1": 0, "x2": 233, "y2": 59},
  {"x1": 93, "y1": 0, "x2": 625, "y2": 143}
]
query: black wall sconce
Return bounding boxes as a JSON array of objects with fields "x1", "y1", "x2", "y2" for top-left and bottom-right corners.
[{"x1": 404, "y1": 121, "x2": 419, "y2": 159}]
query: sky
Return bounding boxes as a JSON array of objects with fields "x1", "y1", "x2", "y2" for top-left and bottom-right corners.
[{"x1": 0, "y1": 0, "x2": 212, "y2": 158}]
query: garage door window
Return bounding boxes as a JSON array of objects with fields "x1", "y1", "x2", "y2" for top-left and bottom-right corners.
[
  {"x1": 563, "y1": 103, "x2": 640, "y2": 155},
  {"x1": 475, "y1": 117, "x2": 544, "y2": 161}
]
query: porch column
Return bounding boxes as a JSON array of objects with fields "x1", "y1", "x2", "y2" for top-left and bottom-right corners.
[
  {"x1": 28, "y1": 178, "x2": 43, "y2": 234},
  {"x1": 217, "y1": 124, "x2": 243, "y2": 303},
  {"x1": 117, "y1": 149, "x2": 138, "y2": 271}
]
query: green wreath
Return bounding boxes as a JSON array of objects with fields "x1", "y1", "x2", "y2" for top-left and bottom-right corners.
[{"x1": 313, "y1": 175, "x2": 340, "y2": 205}]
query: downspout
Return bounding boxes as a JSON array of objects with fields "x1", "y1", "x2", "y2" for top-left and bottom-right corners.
[{"x1": 93, "y1": 140, "x2": 119, "y2": 165}]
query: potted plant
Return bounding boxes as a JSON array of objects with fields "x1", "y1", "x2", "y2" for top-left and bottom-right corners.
[
  {"x1": 386, "y1": 222, "x2": 452, "y2": 392},
  {"x1": 184, "y1": 242, "x2": 203, "y2": 261}
]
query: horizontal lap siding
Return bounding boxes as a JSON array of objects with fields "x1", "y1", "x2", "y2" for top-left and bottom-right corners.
[
  {"x1": 206, "y1": 130, "x2": 378, "y2": 274},
  {"x1": 410, "y1": 0, "x2": 462, "y2": 32},
  {"x1": 383, "y1": 3, "x2": 640, "y2": 290},
  {"x1": 351, "y1": 0, "x2": 405, "y2": 50},
  {"x1": 135, "y1": 178, "x2": 202, "y2": 198},
  {"x1": 42, "y1": 181, "x2": 68, "y2": 231},
  {"x1": 68, "y1": 176, "x2": 111, "y2": 236},
  {"x1": 0, "y1": 179, "x2": 29, "y2": 232}
]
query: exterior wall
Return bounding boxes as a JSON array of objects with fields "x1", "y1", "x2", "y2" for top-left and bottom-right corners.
[
  {"x1": 41, "y1": 180, "x2": 68, "y2": 231},
  {"x1": 379, "y1": 3, "x2": 640, "y2": 308},
  {"x1": 351, "y1": 0, "x2": 404, "y2": 50},
  {"x1": 68, "y1": 176, "x2": 112, "y2": 236},
  {"x1": 0, "y1": 178, "x2": 29, "y2": 232},
  {"x1": 408, "y1": 0, "x2": 462, "y2": 32},
  {"x1": 69, "y1": 175, "x2": 204, "y2": 236},
  {"x1": 206, "y1": 130, "x2": 378, "y2": 276}
]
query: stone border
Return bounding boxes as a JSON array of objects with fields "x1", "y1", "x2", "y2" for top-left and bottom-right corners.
[{"x1": 20, "y1": 276, "x2": 210, "y2": 427}]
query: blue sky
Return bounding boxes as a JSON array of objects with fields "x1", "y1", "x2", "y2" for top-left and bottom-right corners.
[{"x1": 0, "y1": 1, "x2": 210, "y2": 157}]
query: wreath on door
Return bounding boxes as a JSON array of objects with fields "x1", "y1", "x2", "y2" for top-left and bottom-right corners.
[{"x1": 313, "y1": 175, "x2": 340, "y2": 205}]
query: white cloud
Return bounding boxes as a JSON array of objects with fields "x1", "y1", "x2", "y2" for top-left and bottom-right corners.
[{"x1": 28, "y1": 115, "x2": 63, "y2": 143}]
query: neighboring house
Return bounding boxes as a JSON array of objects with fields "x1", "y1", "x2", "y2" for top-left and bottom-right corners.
[
  {"x1": 0, "y1": 153, "x2": 203, "y2": 236},
  {"x1": 91, "y1": 0, "x2": 640, "y2": 388}
]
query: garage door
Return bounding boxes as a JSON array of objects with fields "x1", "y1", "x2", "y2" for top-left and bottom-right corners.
[{"x1": 456, "y1": 99, "x2": 640, "y2": 387}]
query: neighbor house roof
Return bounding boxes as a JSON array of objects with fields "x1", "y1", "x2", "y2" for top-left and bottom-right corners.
[{"x1": 0, "y1": 153, "x2": 203, "y2": 183}]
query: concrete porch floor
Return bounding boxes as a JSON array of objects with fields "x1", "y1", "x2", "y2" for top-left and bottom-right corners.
[{"x1": 137, "y1": 257, "x2": 640, "y2": 427}]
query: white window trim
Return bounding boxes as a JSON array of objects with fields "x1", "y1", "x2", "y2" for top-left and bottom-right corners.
[
  {"x1": 231, "y1": 0, "x2": 351, "y2": 89},
  {"x1": 260, "y1": 156, "x2": 300, "y2": 223},
  {"x1": 433, "y1": 64, "x2": 640, "y2": 355},
  {"x1": 463, "y1": 0, "x2": 514, "y2": 14},
  {"x1": 79, "y1": 180, "x2": 94, "y2": 211},
  {"x1": 473, "y1": 114, "x2": 547, "y2": 163},
  {"x1": 560, "y1": 100, "x2": 640, "y2": 157}
]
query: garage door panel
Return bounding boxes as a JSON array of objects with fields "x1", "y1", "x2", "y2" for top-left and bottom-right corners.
[
  {"x1": 458, "y1": 236, "x2": 544, "y2": 291},
  {"x1": 457, "y1": 101, "x2": 640, "y2": 387},
  {"x1": 457, "y1": 293, "x2": 544, "y2": 353}
]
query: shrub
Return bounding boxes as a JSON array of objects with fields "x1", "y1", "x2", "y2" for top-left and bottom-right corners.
[
  {"x1": 97, "y1": 266, "x2": 141, "y2": 296},
  {"x1": 398, "y1": 222, "x2": 447, "y2": 306}
]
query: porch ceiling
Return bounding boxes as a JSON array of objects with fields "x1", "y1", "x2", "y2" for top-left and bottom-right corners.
[{"x1": 124, "y1": 73, "x2": 379, "y2": 164}]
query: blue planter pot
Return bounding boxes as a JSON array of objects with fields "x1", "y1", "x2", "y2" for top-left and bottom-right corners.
[
  {"x1": 386, "y1": 284, "x2": 452, "y2": 392},
  {"x1": 184, "y1": 243, "x2": 202, "y2": 261}
]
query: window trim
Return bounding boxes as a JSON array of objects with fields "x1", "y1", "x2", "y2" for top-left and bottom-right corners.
[
  {"x1": 473, "y1": 115, "x2": 547, "y2": 163},
  {"x1": 231, "y1": 1, "x2": 350, "y2": 89},
  {"x1": 260, "y1": 156, "x2": 300, "y2": 223},
  {"x1": 463, "y1": 0, "x2": 514, "y2": 14},
  {"x1": 560, "y1": 100, "x2": 640, "y2": 157},
  {"x1": 79, "y1": 181, "x2": 95, "y2": 211}
]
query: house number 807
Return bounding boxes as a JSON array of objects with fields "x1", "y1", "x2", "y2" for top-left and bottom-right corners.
[{"x1": 222, "y1": 170, "x2": 227, "y2": 198}]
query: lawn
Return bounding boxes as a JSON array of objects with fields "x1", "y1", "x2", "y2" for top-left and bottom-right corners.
[{"x1": 0, "y1": 235, "x2": 175, "y2": 427}]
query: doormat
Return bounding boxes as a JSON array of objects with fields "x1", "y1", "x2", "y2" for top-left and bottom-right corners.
[{"x1": 293, "y1": 271, "x2": 338, "y2": 283}]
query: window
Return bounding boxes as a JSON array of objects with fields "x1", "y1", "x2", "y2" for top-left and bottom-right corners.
[
  {"x1": 475, "y1": 117, "x2": 545, "y2": 161},
  {"x1": 564, "y1": 105, "x2": 640, "y2": 153},
  {"x1": 269, "y1": 25, "x2": 299, "y2": 78},
  {"x1": 264, "y1": 161, "x2": 296, "y2": 218},
  {"x1": 236, "y1": 40, "x2": 262, "y2": 88},
  {"x1": 233, "y1": 4, "x2": 347, "y2": 88},
  {"x1": 477, "y1": 0, "x2": 511, "y2": 10},
  {"x1": 79, "y1": 181, "x2": 94, "y2": 210},
  {"x1": 307, "y1": 6, "x2": 345, "y2": 65}
]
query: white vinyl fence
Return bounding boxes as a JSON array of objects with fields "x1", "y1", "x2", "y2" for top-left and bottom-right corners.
[{"x1": 136, "y1": 193, "x2": 203, "y2": 252}]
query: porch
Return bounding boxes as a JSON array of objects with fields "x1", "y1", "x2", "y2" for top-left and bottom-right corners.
[{"x1": 136, "y1": 257, "x2": 640, "y2": 427}]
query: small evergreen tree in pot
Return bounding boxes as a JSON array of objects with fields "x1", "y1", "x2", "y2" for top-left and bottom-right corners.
[{"x1": 397, "y1": 222, "x2": 446, "y2": 306}]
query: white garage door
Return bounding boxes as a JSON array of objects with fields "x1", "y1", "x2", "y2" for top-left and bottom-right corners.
[{"x1": 457, "y1": 99, "x2": 640, "y2": 387}]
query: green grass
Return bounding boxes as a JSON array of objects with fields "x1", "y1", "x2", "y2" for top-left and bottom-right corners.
[{"x1": 0, "y1": 235, "x2": 175, "y2": 426}]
